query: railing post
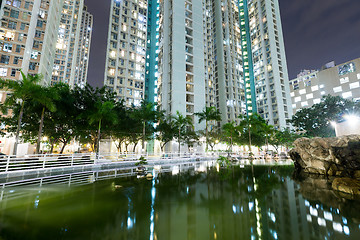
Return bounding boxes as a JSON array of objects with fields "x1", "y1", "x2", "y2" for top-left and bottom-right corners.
[
  {"x1": 43, "y1": 154, "x2": 46, "y2": 169},
  {"x1": 5, "y1": 155, "x2": 10, "y2": 172},
  {"x1": 71, "y1": 155, "x2": 74, "y2": 167}
]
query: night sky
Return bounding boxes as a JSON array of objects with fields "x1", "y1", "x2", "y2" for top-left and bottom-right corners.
[{"x1": 84, "y1": 0, "x2": 360, "y2": 87}]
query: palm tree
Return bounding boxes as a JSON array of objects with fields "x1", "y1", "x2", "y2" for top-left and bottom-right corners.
[
  {"x1": 34, "y1": 85, "x2": 59, "y2": 154},
  {"x1": 89, "y1": 101, "x2": 117, "y2": 156},
  {"x1": 173, "y1": 111, "x2": 193, "y2": 154},
  {"x1": 262, "y1": 123, "x2": 274, "y2": 153},
  {"x1": 156, "y1": 114, "x2": 177, "y2": 152},
  {"x1": 238, "y1": 114, "x2": 266, "y2": 156},
  {"x1": 195, "y1": 107, "x2": 221, "y2": 151},
  {"x1": 132, "y1": 101, "x2": 158, "y2": 152},
  {"x1": 222, "y1": 122, "x2": 238, "y2": 153},
  {"x1": 0, "y1": 72, "x2": 42, "y2": 155}
]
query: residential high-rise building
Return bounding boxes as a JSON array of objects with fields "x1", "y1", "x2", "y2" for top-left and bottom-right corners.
[
  {"x1": 144, "y1": 0, "x2": 159, "y2": 104},
  {"x1": 73, "y1": 6, "x2": 92, "y2": 88},
  {"x1": 203, "y1": 0, "x2": 247, "y2": 126},
  {"x1": 51, "y1": 0, "x2": 93, "y2": 88},
  {"x1": 0, "y1": 0, "x2": 64, "y2": 85},
  {"x1": 245, "y1": 0, "x2": 292, "y2": 128},
  {"x1": 290, "y1": 58, "x2": 360, "y2": 113},
  {"x1": 157, "y1": 0, "x2": 206, "y2": 130},
  {"x1": 103, "y1": 0, "x2": 292, "y2": 129},
  {"x1": 104, "y1": 0, "x2": 148, "y2": 105}
]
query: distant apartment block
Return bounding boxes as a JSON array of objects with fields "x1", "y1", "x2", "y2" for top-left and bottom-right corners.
[
  {"x1": 0, "y1": 0, "x2": 64, "y2": 85},
  {"x1": 290, "y1": 58, "x2": 360, "y2": 113},
  {"x1": 104, "y1": 0, "x2": 148, "y2": 105},
  {"x1": 157, "y1": 0, "x2": 206, "y2": 129},
  {"x1": 73, "y1": 5, "x2": 92, "y2": 88},
  {"x1": 51, "y1": 0, "x2": 93, "y2": 88}
]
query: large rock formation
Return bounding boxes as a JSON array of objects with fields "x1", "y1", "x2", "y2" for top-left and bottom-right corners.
[{"x1": 290, "y1": 135, "x2": 360, "y2": 177}]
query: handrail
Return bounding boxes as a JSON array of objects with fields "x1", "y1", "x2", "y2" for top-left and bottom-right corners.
[
  {"x1": 0, "y1": 152, "x2": 220, "y2": 174},
  {"x1": 0, "y1": 152, "x2": 291, "y2": 175}
]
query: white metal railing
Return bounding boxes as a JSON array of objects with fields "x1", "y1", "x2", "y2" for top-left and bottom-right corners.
[
  {"x1": 0, "y1": 152, "x2": 220, "y2": 174},
  {"x1": 0, "y1": 152, "x2": 291, "y2": 175},
  {"x1": 0, "y1": 153, "x2": 95, "y2": 174}
]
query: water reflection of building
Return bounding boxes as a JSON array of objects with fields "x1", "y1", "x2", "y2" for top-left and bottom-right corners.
[
  {"x1": 153, "y1": 165, "x2": 256, "y2": 239},
  {"x1": 266, "y1": 177, "x2": 310, "y2": 240},
  {"x1": 304, "y1": 199, "x2": 360, "y2": 239}
]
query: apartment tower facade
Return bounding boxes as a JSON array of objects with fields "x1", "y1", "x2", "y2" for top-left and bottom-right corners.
[
  {"x1": 104, "y1": 0, "x2": 148, "y2": 105},
  {"x1": 0, "y1": 0, "x2": 64, "y2": 85},
  {"x1": 51, "y1": 0, "x2": 93, "y2": 88},
  {"x1": 157, "y1": 0, "x2": 206, "y2": 130}
]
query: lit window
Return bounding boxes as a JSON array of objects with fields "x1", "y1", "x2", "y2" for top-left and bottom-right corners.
[
  {"x1": 340, "y1": 77, "x2": 349, "y2": 84},
  {"x1": 313, "y1": 99, "x2": 321, "y2": 104},
  {"x1": 292, "y1": 104, "x2": 296, "y2": 109},
  {"x1": 321, "y1": 91, "x2": 325, "y2": 95},
  {"x1": 0, "y1": 68, "x2": 7, "y2": 77},
  {"x1": 301, "y1": 101, "x2": 308, "y2": 107},
  {"x1": 295, "y1": 96, "x2": 301, "y2": 103},
  {"x1": 324, "y1": 211, "x2": 333, "y2": 221},
  {"x1": 333, "y1": 86, "x2": 342, "y2": 93},
  {"x1": 333, "y1": 222, "x2": 343, "y2": 233},
  {"x1": 306, "y1": 93, "x2": 313, "y2": 100},
  {"x1": 338, "y1": 62, "x2": 356, "y2": 76},
  {"x1": 357, "y1": 73, "x2": 360, "y2": 80},
  {"x1": 311, "y1": 85, "x2": 319, "y2": 91},
  {"x1": 320, "y1": 84, "x2": 325, "y2": 88},
  {"x1": 318, "y1": 218, "x2": 326, "y2": 227},
  {"x1": 108, "y1": 68, "x2": 115, "y2": 76},
  {"x1": 350, "y1": 82, "x2": 360, "y2": 89},
  {"x1": 342, "y1": 91, "x2": 352, "y2": 98},
  {"x1": 290, "y1": 92, "x2": 295, "y2": 97},
  {"x1": 299, "y1": 89, "x2": 306, "y2": 95}
]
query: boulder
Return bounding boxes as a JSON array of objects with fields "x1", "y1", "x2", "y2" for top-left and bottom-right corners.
[
  {"x1": 290, "y1": 135, "x2": 360, "y2": 177},
  {"x1": 332, "y1": 178, "x2": 360, "y2": 195}
]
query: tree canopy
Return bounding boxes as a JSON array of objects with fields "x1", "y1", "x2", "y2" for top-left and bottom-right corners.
[{"x1": 289, "y1": 95, "x2": 360, "y2": 137}]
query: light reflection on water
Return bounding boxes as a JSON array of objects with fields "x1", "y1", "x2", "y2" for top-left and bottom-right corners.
[{"x1": 0, "y1": 161, "x2": 359, "y2": 240}]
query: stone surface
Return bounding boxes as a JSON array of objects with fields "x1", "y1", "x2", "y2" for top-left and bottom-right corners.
[
  {"x1": 294, "y1": 173, "x2": 360, "y2": 222},
  {"x1": 290, "y1": 135, "x2": 360, "y2": 177},
  {"x1": 332, "y1": 178, "x2": 360, "y2": 195}
]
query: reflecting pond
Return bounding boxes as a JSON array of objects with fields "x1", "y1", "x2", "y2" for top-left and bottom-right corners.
[{"x1": 0, "y1": 161, "x2": 359, "y2": 240}]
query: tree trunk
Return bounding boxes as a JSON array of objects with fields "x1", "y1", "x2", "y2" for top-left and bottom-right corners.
[
  {"x1": 36, "y1": 107, "x2": 45, "y2": 154},
  {"x1": 116, "y1": 142, "x2": 121, "y2": 153},
  {"x1": 178, "y1": 128, "x2": 181, "y2": 155},
  {"x1": 50, "y1": 143, "x2": 54, "y2": 154},
  {"x1": 13, "y1": 101, "x2": 25, "y2": 156},
  {"x1": 96, "y1": 119, "x2": 102, "y2": 156},
  {"x1": 142, "y1": 121, "x2": 145, "y2": 152},
  {"x1": 132, "y1": 142, "x2": 138, "y2": 153},
  {"x1": 205, "y1": 121, "x2": 208, "y2": 152},
  {"x1": 248, "y1": 125, "x2": 252, "y2": 157},
  {"x1": 60, "y1": 138, "x2": 70, "y2": 154}
]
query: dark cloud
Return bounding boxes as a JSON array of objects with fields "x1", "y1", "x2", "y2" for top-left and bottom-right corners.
[{"x1": 279, "y1": 0, "x2": 360, "y2": 78}]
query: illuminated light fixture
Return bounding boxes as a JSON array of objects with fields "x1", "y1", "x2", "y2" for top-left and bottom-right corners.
[
  {"x1": 344, "y1": 114, "x2": 360, "y2": 126},
  {"x1": 330, "y1": 121, "x2": 337, "y2": 128}
]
